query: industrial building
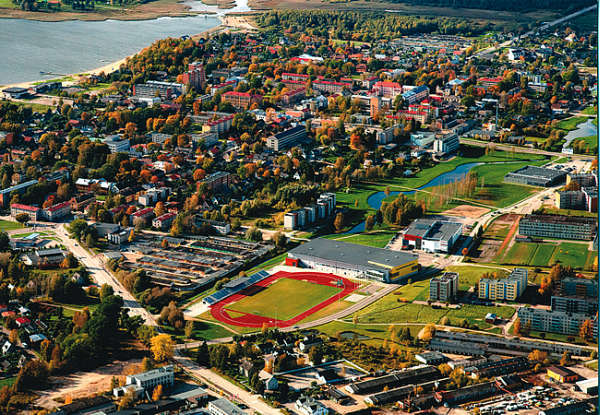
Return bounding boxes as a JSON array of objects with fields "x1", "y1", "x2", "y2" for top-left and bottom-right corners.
[
  {"x1": 402, "y1": 219, "x2": 462, "y2": 253},
  {"x1": 286, "y1": 238, "x2": 419, "y2": 283},
  {"x1": 430, "y1": 330, "x2": 592, "y2": 357},
  {"x1": 519, "y1": 214, "x2": 597, "y2": 240},
  {"x1": 547, "y1": 366, "x2": 579, "y2": 383},
  {"x1": 575, "y1": 378, "x2": 598, "y2": 395},
  {"x1": 504, "y1": 165, "x2": 566, "y2": 187},
  {"x1": 429, "y1": 272, "x2": 458, "y2": 301},
  {"x1": 345, "y1": 365, "x2": 440, "y2": 395},
  {"x1": 517, "y1": 307, "x2": 598, "y2": 338},
  {"x1": 478, "y1": 268, "x2": 528, "y2": 301}
]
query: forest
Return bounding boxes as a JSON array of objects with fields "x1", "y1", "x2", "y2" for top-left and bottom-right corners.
[
  {"x1": 379, "y1": 0, "x2": 594, "y2": 12},
  {"x1": 255, "y1": 11, "x2": 494, "y2": 39}
]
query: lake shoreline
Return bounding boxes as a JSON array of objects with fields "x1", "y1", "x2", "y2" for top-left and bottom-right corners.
[{"x1": 0, "y1": 14, "x2": 234, "y2": 89}]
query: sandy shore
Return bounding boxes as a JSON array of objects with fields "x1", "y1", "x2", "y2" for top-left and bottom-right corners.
[{"x1": 0, "y1": 13, "x2": 257, "y2": 91}]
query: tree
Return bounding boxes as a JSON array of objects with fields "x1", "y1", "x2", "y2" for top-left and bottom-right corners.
[
  {"x1": 528, "y1": 349, "x2": 548, "y2": 363},
  {"x1": 9, "y1": 328, "x2": 18, "y2": 344},
  {"x1": 334, "y1": 212, "x2": 344, "y2": 232},
  {"x1": 141, "y1": 357, "x2": 154, "y2": 372},
  {"x1": 196, "y1": 341, "x2": 210, "y2": 367},
  {"x1": 272, "y1": 231, "x2": 286, "y2": 249},
  {"x1": 184, "y1": 320, "x2": 195, "y2": 338},
  {"x1": 15, "y1": 213, "x2": 29, "y2": 225},
  {"x1": 365, "y1": 215, "x2": 375, "y2": 231},
  {"x1": 420, "y1": 323, "x2": 436, "y2": 342},
  {"x1": 100, "y1": 284, "x2": 114, "y2": 301},
  {"x1": 154, "y1": 202, "x2": 166, "y2": 217},
  {"x1": 513, "y1": 318, "x2": 521, "y2": 336},
  {"x1": 152, "y1": 384, "x2": 163, "y2": 401},
  {"x1": 579, "y1": 319, "x2": 594, "y2": 340},
  {"x1": 150, "y1": 334, "x2": 174, "y2": 362},
  {"x1": 560, "y1": 351, "x2": 571, "y2": 366}
]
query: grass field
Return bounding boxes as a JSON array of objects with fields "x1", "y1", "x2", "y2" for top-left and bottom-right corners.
[
  {"x1": 569, "y1": 9, "x2": 598, "y2": 31},
  {"x1": 393, "y1": 279, "x2": 430, "y2": 302},
  {"x1": 540, "y1": 207, "x2": 597, "y2": 218},
  {"x1": 0, "y1": 220, "x2": 22, "y2": 232},
  {"x1": 498, "y1": 241, "x2": 594, "y2": 270},
  {"x1": 571, "y1": 135, "x2": 598, "y2": 154},
  {"x1": 556, "y1": 116, "x2": 588, "y2": 131},
  {"x1": 225, "y1": 278, "x2": 341, "y2": 320},
  {"x1": 0, "y1": 377, "x2": 15, "y2": 388},
  {"x1": 444, "y1": 265, "x2": 509, "y2": 290},
  {"x1": 0, "y1": 99, "x2": 52, "y2": 112}
]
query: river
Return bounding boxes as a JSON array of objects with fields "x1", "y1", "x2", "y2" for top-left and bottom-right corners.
[
  {"x1": 0, "y1": 15, "x2": 220, "y2": 85},
  {"x1": 347, "y1": 162, "x2": 481, "y2": 233}
]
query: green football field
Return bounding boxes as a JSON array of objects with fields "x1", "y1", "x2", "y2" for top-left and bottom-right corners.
[{"x1": 225, "y1": 278, "x2": 342, "y2": 320}]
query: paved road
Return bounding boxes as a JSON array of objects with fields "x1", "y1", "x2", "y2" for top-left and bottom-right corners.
[
  {"x1": 460, "y1": 138, "x2": 592, "y2": 160},
  {"x1": 53, "y1": 224, "x2": 157, "y2": 326},
  {"x1": 174, "y1": 350, "x2": 284, "y2": 415}
]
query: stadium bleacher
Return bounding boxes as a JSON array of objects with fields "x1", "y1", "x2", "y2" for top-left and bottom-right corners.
[{"x1": 203, "y1": 270, "x2": 271, "y2": 306}]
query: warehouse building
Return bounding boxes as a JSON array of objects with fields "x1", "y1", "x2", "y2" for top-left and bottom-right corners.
[
  {"x1": 519, "y1": 214, "x2": 597, "y2": 240},
  {"x1": 345, "y1": 365, "x2": 440, "y2": 395},
  {"x1": 287, "y1": 238, "x2": 418, "y2": 283},
  {"x1": 402, "y1": 219, "x2": 462, "y2": 253},
  {"x1": 575, "y1": 378, "x2": 598, "y2": 395},
  {"x1": 504, "y1": 165, "x2": 566, "y2": 187},
  {"x1": 547, "y1": 366, "x2": 579, "y2": 383},
  {"x1": 429, "y1": 272, "x2": 458, "y2": 301}
]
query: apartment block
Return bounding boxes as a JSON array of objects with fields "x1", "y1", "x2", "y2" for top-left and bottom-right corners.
[
  {"x1": 517, "y1": 307, "x2": 598, "y2": 338},
  {"x1": 478, "y1": 268, "x2": 528, "y2": 301},
  {"x1": 519, "y1": 214, "x2": 597, "y2": 240},
  {"x1": 429, "y1": 272, "x2": 458, "y2": 302}
]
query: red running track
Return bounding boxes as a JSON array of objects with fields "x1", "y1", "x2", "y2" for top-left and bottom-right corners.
[{"x1": 210, "y1": 270, "x2": 359, "y2": 328}]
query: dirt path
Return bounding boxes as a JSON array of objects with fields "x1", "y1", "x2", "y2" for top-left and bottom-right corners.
[
  {"x1": 35, "y1": 359, "x2": 141, "y2": 410},
  {"x1": 496, "y1": 216, "x2": 520, "y2": 258}
]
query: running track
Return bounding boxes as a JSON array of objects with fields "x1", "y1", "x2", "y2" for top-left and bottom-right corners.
[{"x1": 210, "y1": 271, "x2": 359, "y2": 328}]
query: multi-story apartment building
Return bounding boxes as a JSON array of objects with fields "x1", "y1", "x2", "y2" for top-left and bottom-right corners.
[
  {"x1": 104, "y1": 136, "x2": 130, "y2": 154},
  {"x1": 518, "y1": 214, "x2": 597, "y2": 240},
  {"x1": 202, "y1": 114, "x2": 235, "y2": 137},
  {"x1": 152, "y1": 212, "x2": 177, "y2": 230},
  {"x1": 201, "y1": 171, "x2": 232, "y2": 191},
  {"x1": 10, "y1": 203, "x2": 40, "y2": 221},
  {"x1": 133, "y1": 81, "x2": 185, "y2": 100},
  {"x1": 313, "y1": 80, "x2": 346, "y2": 94},
  {"x1": 180, "y1": 61, "x2": 206, "y2": 91},
  {"x1": 221, "y1": 91, "x2": 262, "y2": 109},
  {"x1": 282, "y1": 72, "x2": 310, "y2": 83},
  {"x1": 372, "y1": 81, "x2": 402, "y2": 98},
  {"x1": 551, "y1": 295, "x2": 598, "y2": 315},
  {"x1": 125, "y1": 365, "x2": 174, "y2": 392},
  {"x1": 42, "y1": 201, "x2": 71, "y2": 222},
  {"x1": 478, "y1": 268, "x2": 528, "y2": 301},
  {"x1": 0, "y1": 180, "x2": 38, "y2": 207},
  {"x1": 266, "y1": 125, "x2": 307, "y2": 151},
  {"x1": 561, "y1": 277, "x2": 598, "y2": 297},
  {"x1": 401, "y1": 85, "x2": 429, "y2": 104},
  {"x1": 517, "y1": 307, "x2": 598, "y2": 338},
  {"x1": 555, "y1": 187, "x2": 598, "y2": 212},
  {"x1": 429, "y1": 272, "x2": 459, "y2": 301},
  {"x1": 566, "y1": 172, "x2": 598, "y2": 188}
]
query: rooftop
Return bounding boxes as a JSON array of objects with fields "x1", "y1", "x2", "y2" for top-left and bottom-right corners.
[
  {"x1": 404, "y1": 219, "x2": 462, "y2": 241},
  {"x1": 507, "y1": 165, "x2": 566, "y2": 180},
  {"x1": 288, "y1": 238, "x2": 416, "y2": 272},
  {"x1": 521, "y1": 214, "x2": 597, "y2": 226}
]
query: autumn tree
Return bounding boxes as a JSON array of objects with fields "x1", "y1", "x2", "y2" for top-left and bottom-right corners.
[
  {"x1": 334, "y1": 212, "x2": 345, "y2": 232},
  {"x1": 420, "y1": 323, "x2": 436, "y2": 342},
  {"x1": 150, "y1": 334, "x2": 174, "y2": 362},
  {"x1": 512, "y1": 318, "x2": 521, "y2": 336},
  {"x1": 152, "y1": 384, "x2": 164, "y2": 401},
  {"x1": 579, "y1": 319, "x2": 594, "y2": 341},
  {"x1": 528, "y1": 349, "x2": 548, "y2": 363}
]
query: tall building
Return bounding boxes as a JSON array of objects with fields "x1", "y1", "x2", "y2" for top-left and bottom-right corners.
[
  {"x1": 180, "y1": 61, "x2": 206, "y2": 91},
  {"x1": 266, "y1": 125, "x2": 307, "y2": 151},
  {"x1": 519, "y1": 214, "x2": 597, "y2": 241},
  {"x1": 478, "y1": 268, "x2": 528, "y2": 301},
  {"x1": 561, "y1": 277, "x2": 598, "y2": 297},
  {"x1": 433, "y1": 132, "x2": 459, "y2": 154},
  {"x1": 430, "y1": 272, "x2": 459, "y2": 301}
]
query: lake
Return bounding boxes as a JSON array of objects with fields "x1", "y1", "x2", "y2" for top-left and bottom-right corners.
[
  {"x1": 562, "y1": 118, "x2": 598, "y2": 151},
  {"x1": 0, "y1": 15, "x2": 220, "y2": 85},
  {"x1": 347, "y1": 162, "x2": 482, "y2": 233}
]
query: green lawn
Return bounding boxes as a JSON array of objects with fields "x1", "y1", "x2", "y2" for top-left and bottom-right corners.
[
  {"x1": 445, "y1": 265, "x2": 509, "y2": 291},
  {"x1": 190, "y1": 321, "x2": 233, "y2": 340},
  {"x1": 225, "y1": 277, "x2": 341, "y2": 320},
  {"x1": 582, "y1": 105, "x2": 597, "y2": 116},
  {"x1": 556, "y1": 116, "x2": 588, "y2": 131},
  {"x1": 0, "y1": 220, "x2": 22, "y2": 231},
  {"x1": 336, "y1": 146, "x2": 549, "y2": 223},
  {"x1": 531, "y1": 244, "x2": 557, "y2": 267},
  {"x1": 325, "y1": 230, "x2": 397, "y2": 248},
  {"x1": 314, "y1": 320, "x2": 424, "y2": 348},
  {"x1": 585, "y1": 360, "x2": 598, "y2": 370},
  {"x1": 0, "y1": 99, "x2": 52, "y2": 112},
  {"x1": 570, "y1": 135, "x2": 598, "y2": 154},
  {"x1": 550, "y1": 242, "x2": 593, "y2": 269},
  {"x1": 501, "y1": 242, "x2": 537, "y2": 265},
  {"x1": 540, "y1": 207, "x2": 597, "y2": 218},
  {"x1": 0, "y1": 377, "x2": 16, "y2": 388},
  {"x1": 393, "y1": 279, "x2": 430, "y2": 302}
]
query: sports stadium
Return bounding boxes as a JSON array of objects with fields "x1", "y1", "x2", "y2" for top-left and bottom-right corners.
[{"x1": 203, "y1": 270, "x2": 359, "y2": 328}]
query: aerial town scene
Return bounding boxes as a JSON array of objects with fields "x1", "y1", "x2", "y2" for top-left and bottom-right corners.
[{"x1": 0, "y1": 0, "x2": 597, "y2": 414}]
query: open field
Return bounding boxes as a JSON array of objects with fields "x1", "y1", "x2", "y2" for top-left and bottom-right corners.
[
  {"x1": 314, "y1": 320, "x2": 425, "y2": 349},
  {"x1": 442, "y1": 205, "x2": 490, "y2": 219},
  {"x1": 0, "y1": 220, "x2": 23, "y2": 232},
  {"x1": 568, "y1": 9, "x2": 599, "y2": 31},
  {"x1": 225, "y1": 277, "x2": 341, "y2": 320},
  {"x1": 445, "y1": 265, "x2": 509, "y2": 290},
  {"x1": 570, "y1": 135, "x2": 598, "y2": 154},
  {"x1": 245, "y1": 252, "x2": 286, "y2": 275},
  {"x1": 498, "y1": 241, "x2": 595, "y2": 270},
  {"x1": 392, "y1": 279, "x2": 430, "y2": 302},
  {"x1": 555, "y1": 116, "x2": 588, "y2": 131}
]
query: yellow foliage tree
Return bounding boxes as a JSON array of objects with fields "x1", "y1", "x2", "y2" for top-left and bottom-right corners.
[
  {"x1": 150, "y1": 334, "x2": 174, "y2": 362},
  {"x1": 152, "y1": 384, "x2": 163, "y2": 401}
]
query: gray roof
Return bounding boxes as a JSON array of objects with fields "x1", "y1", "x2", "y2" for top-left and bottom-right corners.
[
  {"x1": 288, "y1": 238, "x2": 416, "y2": 271},
  {"x1": 508, "y1": 165, "x2": 566, "y2": 180},
  {"x1": 209, "y1": 398, "x2": 246, "y2": 415},
  {"x1": 131, "y1": 365, "x2": 173, "y2": 382},
  {"x1": 404, "y1": 219, "x2": 461, "y2": 241}
]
